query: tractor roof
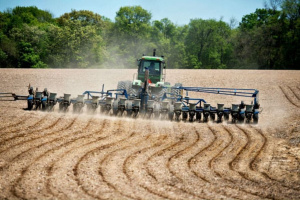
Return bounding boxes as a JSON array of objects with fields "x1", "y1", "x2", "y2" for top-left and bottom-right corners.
[{"x1": 141, "y1": 56, "x2": 164, "y2": 62}]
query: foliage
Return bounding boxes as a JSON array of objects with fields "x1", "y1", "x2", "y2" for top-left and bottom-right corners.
[
  {"x1": 185, "y1": 19, "x2": 232, "y2": 69},
  {"x1": 0, "y1": 2, "x2": 299, "y2": 69}
]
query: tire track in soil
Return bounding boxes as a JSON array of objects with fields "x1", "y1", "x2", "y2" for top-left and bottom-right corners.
[
  {"x1": 14, "y1": 118, "x2": 102, "y2": 200},
  {"x1": 0, "y1": 112, "x2": 28, "y2": 132},
  {"x1": 97, "y1": 125, "x2": 164, "y2": 200},
  {"x1": 8, "y1": 116, "x2": 84, "y2": 199},
  {"x1": 228, "y1": 125, "x2": 276, "y2": 199},
  {"x1": 98, "y1": 133, "x2": 154, "y2": 199},
  {"x1": 123, "y1": 123, "x2": 185, "y2": 200},
  {"x1": 123, "y1": 128, "x2": 175, "y2": 200},
  {"x1": 44, "y1": 119, "x2": 108, "y2": 199},
  {"x1": 1, "y1": 120, "x2": 298, "y2": 200},
  {"x1": 167, "y1": 125, "x2": 229, "y2": 200},
  {"x1": 143, "y1": 125, "x2": 186, "y2": 197},
  {"x1": 0, "y1": 116, "x2": 78, "y2": 199},
  {"x1": 72, "y1": 121, "x2": 131, "y2": 199},
  {"x1": 287, "y1": 86, "x2": 300, "y2": 100},
  {"x1": 121, "y1": 124, "x2": 201, "y2": 200},
  {"x1": 233, "y1": 125, "x2": 300, "y2": 199},
  {"x1": 207, "y1": 125, "x2": 257, "y2": 199},
  {"x1": 252, "y1": 126, "x2": 300, "y2": 191},
  {"x1": 279, "y1": 86, "x2": 299, "y2": 108},
  {"x1": 170, "y1": 127, "x2": 253, "y2": 199},
  {"x1": 221, "y1": 125, "x2": 264, "y2": 182},
  {"x1": 216, "y1": 125, "x2": 280, "y2": 199},
  {"x1": 0, "y1": 114, "x2": 58, "y2": 149},
  {"x1": 190, "y1": 124, "x2": 268, "y2": 200},
  {"x1": 45, "y1": 119, "x2": 117, "y2": 199},
  {"x1": 142, "y1": 124, "x2": 205, "y2": 200},
  {"x1": 212, "y1": 125, "x2": 294, "y2": 199},
  {"x1": 49, "y1": 120, "x2": 134, "y2": 199},
  {"x1": 165, "y1": 126, "x2": 209, "y2": 199},
  {"x1": 163, "y1": 125, "x2": 227, "y2": 200},
  {"x1": 0, "y1": 114, "x2": 46, "y2": 138},
  {"x1": 0, "y1": 115, "x2": 68, "y2": 161},
  {"x1": 71, "y1": 120, "x2": 139, "y2": 200}
]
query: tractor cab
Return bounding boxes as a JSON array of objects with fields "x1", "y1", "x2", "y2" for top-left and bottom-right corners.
[
  {"x1": 135, "y1": 49, "x2": 166, "y2": 86},
  {"x1": 137, "y1": 56, "x2": 164, "y2": 84}
]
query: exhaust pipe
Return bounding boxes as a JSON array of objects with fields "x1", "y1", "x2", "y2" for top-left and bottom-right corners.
[{"x1": 153, "y1": 49, "x2": 156, "y2": 56}]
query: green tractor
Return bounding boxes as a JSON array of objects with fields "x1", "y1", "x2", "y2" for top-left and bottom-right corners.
[{"x1": 117, "y1": 49, "x2": 182, "y2": 101}]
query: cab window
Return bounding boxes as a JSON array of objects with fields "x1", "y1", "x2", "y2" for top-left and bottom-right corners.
[{"x1": 139, "y1": 60, "x2": 161, "y2": 75}]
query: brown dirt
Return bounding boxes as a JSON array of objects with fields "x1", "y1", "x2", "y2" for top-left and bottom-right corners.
[{"x1": 0, "y1": 69, "x2": 299, "y2": 200}]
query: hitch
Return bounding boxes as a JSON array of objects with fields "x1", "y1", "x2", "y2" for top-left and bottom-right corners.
[{"x1": 0, "y1": 92, "x2": 28, "y2": 101}]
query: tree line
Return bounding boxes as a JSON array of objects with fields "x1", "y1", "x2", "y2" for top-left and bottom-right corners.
[{"x1": 0, "y1": 0, "x2": 299, "y2": 69}]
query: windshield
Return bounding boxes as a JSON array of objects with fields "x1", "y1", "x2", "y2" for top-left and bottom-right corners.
[{"x1": 139, "y1": 60, "x2": 161, "y2": 75}]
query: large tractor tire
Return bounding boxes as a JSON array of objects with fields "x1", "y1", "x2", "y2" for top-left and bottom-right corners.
[
  {"x1": 117, "y1": 81, "x2": 126, "y2": 90},
  {"x1": 118, "y1": 80, "x2": 138, "y2": 98},
  {"x1": 125, "y1": 80, "x2": 138, "y2": 98},
  {"x1": 172, "y1": 83, "x2": 183, "y2": 97}
]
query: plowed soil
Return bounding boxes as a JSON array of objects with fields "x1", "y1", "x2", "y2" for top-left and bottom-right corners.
[{"x1": 0, "y1": 69, "x2": 299, "y2": 200}]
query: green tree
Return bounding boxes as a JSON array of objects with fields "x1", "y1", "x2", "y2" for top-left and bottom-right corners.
[
  {"x1": 106, "y1": 6, "x2": 152, "y2": 68},
  {"x1": 185, "y1": 19, "x2": 232, "y2": 69},
  {"x1": 281, "y1": 0, "x2": 300, "y2": 68},
  {"x1": 10, "y1": 24, "x2": 48, "y2": 68},
  {"x1": 237, "y1": 8, "x2": 289, "y2": 69},
  {"x1": 52, "y1": 10, "x2": 105, "y2": 68}
]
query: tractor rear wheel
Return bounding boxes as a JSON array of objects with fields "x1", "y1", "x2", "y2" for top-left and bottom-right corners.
[
  {"x1": 117, "y1": 81, "x2": 126, "y2": 90},
  {"x1": 172, "y1": 83, "x2": 183, "y2": 97},
  {"x1": 118, "y1": 80, "x2": 138, "y2": 98}
]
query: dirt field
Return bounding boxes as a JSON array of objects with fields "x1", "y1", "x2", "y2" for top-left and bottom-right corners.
[{"x1": 0, "y1": 69, "x2": 299, "y2": 200}]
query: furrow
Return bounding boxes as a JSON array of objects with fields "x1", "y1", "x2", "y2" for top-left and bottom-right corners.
[
  {"x1": 190, "y1": 124, "x2": 268, "y2": 199},
  {"x1": 40, "y1": 120, "x2": 108, "y2": 196},
  {"x1": 279, "y1": 86, "x2": 299, "y2": 108},
  {"x1": 142, "y1": 124, "x2": 204, "y2": 199},
  {"x1": 45, "y1": 119, "x2": 111, "y2": 199},
  {"x1": 0, "y1": 114, "x2": 47, "y2": 139},
  {"x1": 252, "y1": 126, "x2": 300, "y2": 192},
  {"x1": 0, "y1": 116, "x2": 78, "y2": 199},
  {"x1": 12, "y1": 118, "x2": 97, "y2": 199},
  {"x1": 1, "y1": 116, "x2": 77, "y2": 163},
  {"x1": 98, "y1": 132, "x2": 151, "y2": 200},
  {"x1": 233, "y1": 125, "x2": 299, "y2": 199},
  {"x1": 168, "y1": 125, "x2": 230, "y2": 199},
  {"x1": 70, "y1": 121, "x2": 140, "y2": 199},
  {"x1": 0, "y1": 113, "x2": 28, "y2": 132},
  {"x1": 0, "y1": 115, "x2": 63, "y2": 151},
  {"x1": 288, "y1": 86, "x2": 300, "y2": 100},
  {"x1": 10, "y1": 117, "x2": 89, "y2": 199},
  {"x1": 123, "y1": 133, "x2": 172, "y2": 200}
]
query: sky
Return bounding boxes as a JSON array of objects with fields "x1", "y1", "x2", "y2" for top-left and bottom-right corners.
[{"x1": 0, "y1": 0, "x2": 266, "y2": 25}]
